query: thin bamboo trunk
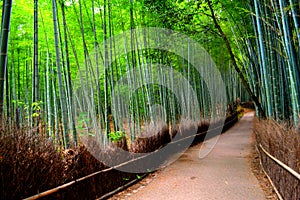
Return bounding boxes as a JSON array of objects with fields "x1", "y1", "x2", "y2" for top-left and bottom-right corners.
[
  {"x1": 61, "y1": 1, "x2": 78, "y2": 145},
  {"x1": 0, "y1": 0, "x2": 12, "y2": 118},
  {"x1": 206, "y1": 0, "x2": 266, "y2": 118},
  {"x1": 278, "y1": 0, "x2": 300, "y2": 125},
  {"x1": 33, "y1": 0, "x2": 39, "y2": 104},
  {"x1": 52, "y1": 0, "x2": 70, "y2": 148},
  {"x1": 92, "y1": 0, "x2": 105, "y2": 129}
]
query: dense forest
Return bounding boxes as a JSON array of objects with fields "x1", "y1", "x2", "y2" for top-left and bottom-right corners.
[
  {"x1": 0, "y1": 0, "x2": 299, "y2": 198},
  {"x1": 0, "y1": 0, "x2": 250, "y2": 148}
]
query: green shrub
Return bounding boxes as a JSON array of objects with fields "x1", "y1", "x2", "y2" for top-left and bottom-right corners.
[{"x1": 108, "y1": 131, "x2": 125, "y2": 142}]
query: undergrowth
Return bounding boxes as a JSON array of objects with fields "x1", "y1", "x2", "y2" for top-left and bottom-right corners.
[
  {"x1": 0, "y1": 125, "x2": 65, "y2": 199},
  {"x1": 254, "y1": 118, "x2": 300, "y2": 200},
  {"x1": 0, "y1": 107, "x2": 240, "y2": 199}
]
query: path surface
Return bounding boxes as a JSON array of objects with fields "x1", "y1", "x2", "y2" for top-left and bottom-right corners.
[{"x1": 111, "y1": 112, "x2": 265, "y2": 200}]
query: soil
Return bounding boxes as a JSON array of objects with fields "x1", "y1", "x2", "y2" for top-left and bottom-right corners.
[{"x1": 249, "y1": 133, "x2": 279, "y2": 200}]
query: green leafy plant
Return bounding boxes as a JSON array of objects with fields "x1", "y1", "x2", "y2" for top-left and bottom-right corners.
[
  {"x1": 24, "y1": 101, "x2": 43, "y2": 118},
  {"x1": 108, "y1": 131, "x2": 125, "y2": 142},
  {"x1": 236, "y1": 105, "x2": 244, "y2": 119},
  {"x1": 136, "y1": 174, "x2": 141, "y2": 180}
]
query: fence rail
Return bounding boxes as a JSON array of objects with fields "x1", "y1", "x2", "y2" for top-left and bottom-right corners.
[
  {"x1": 257, "y1": 143, "x2": 300, "y2": 200},
  {"x1": 24, "y1": 114, "x2": 238, "y2": 200},
  {"x1": 258, "y1": 144, "x2": 300, "y2": 181}
]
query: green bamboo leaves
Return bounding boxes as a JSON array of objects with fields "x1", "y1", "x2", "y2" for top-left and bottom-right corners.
[
  {"x1": 3, "y1": 0, "x2": 295, "y2": 149},
  {"x1": 249, "y1": 0, "x2": 300, "y2": 125}
]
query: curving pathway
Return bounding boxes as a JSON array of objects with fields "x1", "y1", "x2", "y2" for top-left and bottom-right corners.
[{"x1": 110, "y1": 112, "x2": 266, "y2": 200}]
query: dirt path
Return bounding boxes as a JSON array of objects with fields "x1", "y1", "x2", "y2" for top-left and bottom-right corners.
[{"x1": 110, "y1": 112, "x2": 266, "y2": 200}]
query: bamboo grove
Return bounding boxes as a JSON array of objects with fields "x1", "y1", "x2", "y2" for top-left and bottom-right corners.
[
  {"x1": 236, "y1": 0, "x2": 300, "y2": 124},
  {"x1": 0, "y1": 0, "x2": 298, "y2": 149}
]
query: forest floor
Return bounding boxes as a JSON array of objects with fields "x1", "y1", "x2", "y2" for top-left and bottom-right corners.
[{"x1": 109, "y1": 112, "x2": 272, "y2": 200}]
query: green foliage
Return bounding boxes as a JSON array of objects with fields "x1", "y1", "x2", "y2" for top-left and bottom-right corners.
[
  {"x1": 3, "y1": 0, "x2": 286, "y2": 148},
  {"x1": 11, "y1": 100, "x2": 25, "y2": 107},
  {"x1": 236, "y1": 105, "x2": 244, "y2": 119},
  {"x1": 123, "y1": 177, "x2": 129, "y2": 181},
  {"x1": 23, "y1": 101, "x2": 43, "y2": 118},
  {"x1": 108, "y1": 131, "x2": 125, "y2": 142},
  {"x1": 136, "y1": 174, "x2": 141, "y2": 179}
]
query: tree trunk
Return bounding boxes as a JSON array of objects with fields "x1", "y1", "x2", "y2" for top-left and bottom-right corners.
[
  {"x1": 33, "y1": 0, "x2": 39, "y2": 103},
  {"x1": 52, "y1": 0, "x2": 70, "y2": 148},
  {"x1": 0, "y1": 0, "x2": 12, "y2": 118},
  {"x1": 61, "y1": 1, "x2": 78, "y2": 145},
  {"x1": 206, "y1": 0, "x2": 266, "y2": 118}
]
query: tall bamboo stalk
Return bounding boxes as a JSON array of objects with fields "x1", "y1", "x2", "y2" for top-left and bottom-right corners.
[
  {"x1": 52, "y1": 0, "x2": 70, "y2": 148},
  {"x1": 206, "y1": 0, "x2": 266, "y2": 118},
  {"x1": 60, "y1": 1, "x2": 78, "y2": 145},
  {"x1": 0, "y1": 0, "x2": 12, "y2": 118},
  {"x1": 33, "y1": 0, "x2": 39, "y2": 104}
]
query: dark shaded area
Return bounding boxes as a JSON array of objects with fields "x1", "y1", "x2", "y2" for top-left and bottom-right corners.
[
  {"x1": 0, "y1": 126, "x2": 65, "y2": 200},
  {"x1": 240, "y1": 101, "x2": 255, "y2": 109}
]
